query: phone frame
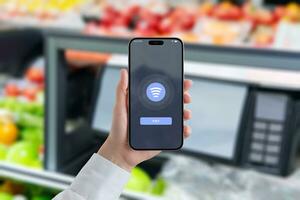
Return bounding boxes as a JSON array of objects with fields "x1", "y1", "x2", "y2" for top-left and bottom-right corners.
[{"x1": 128, "y1": 37, "x2": 184, "y2": 150}]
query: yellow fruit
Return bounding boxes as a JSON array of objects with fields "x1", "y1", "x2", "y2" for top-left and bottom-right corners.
[{"x1": 0, "y1": 122, "x2": 18, "y2": 146}]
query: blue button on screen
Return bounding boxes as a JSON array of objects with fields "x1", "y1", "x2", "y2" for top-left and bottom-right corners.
[{"x1": 140, "y1": 117, "x2": 172, "y2": 125}]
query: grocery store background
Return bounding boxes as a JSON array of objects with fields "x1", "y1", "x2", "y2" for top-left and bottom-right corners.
[{"x1": 0, "y1": 0, "x2": 300, "y2": 199}]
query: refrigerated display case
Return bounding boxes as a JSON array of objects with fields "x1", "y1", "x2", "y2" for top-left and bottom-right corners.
[
  {"x1": 45, "y1": 31, "x2": 300, "y2": 177},
  {"x1": 0, "y1": 29, "x2": 45, "y2": 170},
  {"x1": 39, "y1": 31, "x2": 300, "y2": 199}
]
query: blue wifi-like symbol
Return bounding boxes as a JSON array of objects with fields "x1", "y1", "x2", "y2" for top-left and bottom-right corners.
[
  {"x1": 149, "y1": 87, "x2": 162, "y2": 98},
  {"x1": 146, "y1": 82, "x2": 166, "y2": 102}
]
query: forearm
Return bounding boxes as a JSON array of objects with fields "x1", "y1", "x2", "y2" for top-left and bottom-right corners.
[{"x1": 53, "y1": 154, "x2": 130, "y2": 200}]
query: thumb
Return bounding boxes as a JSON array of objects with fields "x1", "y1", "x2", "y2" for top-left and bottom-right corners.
[{"x1": 114, "y1": 69, "x2": 128, "y2": 115}]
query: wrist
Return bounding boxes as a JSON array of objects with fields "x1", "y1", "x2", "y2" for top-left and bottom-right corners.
[{"x1": 98, "y1": 139, "x2": 135, "y2": 172}]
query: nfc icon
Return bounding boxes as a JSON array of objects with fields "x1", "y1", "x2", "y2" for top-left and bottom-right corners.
[
  {"x1": 146, "y1": 82, "x2": 166, "y2": 102},
  {"x1": 150, "y1": 87, "x2": 162, "y2": 97}
]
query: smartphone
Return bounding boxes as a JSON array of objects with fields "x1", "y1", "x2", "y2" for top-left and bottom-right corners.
[{"x1": 129, "y1": 38, "x2": 184, "y2": 150}]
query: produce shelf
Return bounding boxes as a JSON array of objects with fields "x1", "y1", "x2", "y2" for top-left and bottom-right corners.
[
  {"x1": 0, "y1": 161, "x2": 72, "y2": 190},
  {"x1": 0, "y1": 161, "x2": 164, "y2": 200}
]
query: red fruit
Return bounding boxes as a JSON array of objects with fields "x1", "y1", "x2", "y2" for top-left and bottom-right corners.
[
  {"x1": 213, "y1": 2, "x2": 243, "y2": 20},
  {"x1": 114, "y1": 14, "x2": 131, "y2": 27},
  {"x1": 171, "y1": 8, "x2": 186, "y2": 19},
  {"x1": 26, "y1": 68, "x2": 44, "y2": 83},
  {"x1": 22, "y1": 87, "x2": 38, "y2": 101},
  {"x1": 158, "y1": 18, "x2": 174, "y2": 34},
  {"x1": 180, "y1": 13, "x2": 196, "y2": 30},
  {"x1": 4, "y1": 84, "x2": 20, "y2": 97},
  {"x1": 135, "y1": 21, "x2": 157, "y2": 36},
  {"x1": 104, "y1": 5, "x2": 120, "y2": 17},
  {"x1": 37, "y1": 83, "x2": 45, "y2": 91},
  {"x1": 139, "y1": 9, "x2": 161, "y2": 30},
  {"x1": 126, "y1": 5, "x2": 141, "y2": 16},
  {"x1": 255, "y1": 10, "x2": 275, "y2": 25},
  {"x1": 273, "y1": 6, "x2": 286, "y2": 20},
  {"x1": 101, "y1": 6, "x2": 120, "y2": 27},
  {"x1": 101, "y1": 13, "x2": 116, "y2": 27}
]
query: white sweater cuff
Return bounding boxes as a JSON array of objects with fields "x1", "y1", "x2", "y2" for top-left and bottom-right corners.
[{"x1": 70, "y1": 153, "x2": 130, "y2": 200}]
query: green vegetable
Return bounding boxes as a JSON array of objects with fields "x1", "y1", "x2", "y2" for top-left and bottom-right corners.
[
  {"x1": 20, "y1": 128, "x2": 43, "y2": 145},
  {"x1": 15, "y1": 112, "x2": 43, "y2": 129},
  {"x1": 0, "y1": 192, "x2": 13, "y2": 200},
  {"x1": 125, "y1": 167, "x2": 152, "y2": 193},
  {"x1": 6, "y1": 141, "x2": 39, "y2": 167},
  {"x1": 30, "y1": 159, "x2": 43, "y2": 169},
  {"x1": 151, "y1": 177, "x2": 167, "y2": 196},
  {"x1": 0, "y1": 144, "x2": 8, "y2": 160},
  {"x1": 0, "y1": 98, "x2": 44, "y2": 116},
  {"x1": 31, "y1": 195, "x2": 52, "y2": 200}
]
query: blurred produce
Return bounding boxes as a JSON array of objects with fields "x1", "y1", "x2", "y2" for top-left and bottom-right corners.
[
  {"x1": 150, "y1": 177, "x2": 167, "y2": 196},
  {"x1": 0, "y1": 0, "x2": 86, "y2": 18},
  {"x1": 126, "y1": 167, "x2": 152, "y2": 193},
  {"x1": 0, "y1": 0, "x2": 298, "y2": 48},
  {"x1": 0, "y1": 64, "x2": 45, "y2": 169},
  {"x1": 193, "y1": 18, "x2": 251, "y2": 45},
  {"x1": 25, "y1": 68, "x2": 44, "y2": 85},
  {"x1": 83, "y1": 1, "x2": 300, "y2": 48},
  {"x1": 0, "y1": 192, "x2": 13, "y2": 200},
  {"x1": 212, "y1": 2, "x2": 243, "y2": 21},
  {"x1": 0, "y1": 181, "x2": 24, "y2": 194},
  {"x1": 0, "y1": 144, "x2": 8, "y2": 160},
  {"x1": 125, "y1": 167, "x2": 167, "y2": 196},
  {"x1": 0, "y1": 121, "x2": 18, "y2": 146},
  {"x1": 0, "y1": 179, "x2": 57, "y2": 199},
  {"x1": 6, "y1": 141, "x2": 40, "y2": 168},
  {"x1": 0, "y1": 0, "x2": 86, "y2": 29},
  {"x1": 277, "y1": 3, "x2": 300, "y2": 22}
]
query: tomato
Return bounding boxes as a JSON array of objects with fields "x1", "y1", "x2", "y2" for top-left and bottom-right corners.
[
  {"x1": 26, "y1": 68, "x2": 44, "y2": 83},
  {"x1": 134, "y1": 21, "x2": 157, "y2": 36},
  {"x1": 101, "y1": 6, "x2": 120, "y2": 27},
  {"x1": 0, "y1": 122, "x2": 18, "y2": 146},
  {"x1": 179, "y1": 13, "x2": 196, "y2": 30},
  {"x1": 213, "y1": 2, "x2": 243, "y2": 20},
  {"x1": 273, "y1": 6, "x2": 286, "y2": 21},
  {"x1": 4, "y1": 84, "x2": 20, "y2": 97},
  {"x1": 158, "y1": 18, "x2": 174, "y2": 34},
  {"x1": 255, "y1": 10, "x2": 275, "y2": 25},
  {"x1": 22, "y1": 87, "x2": 38, "y2": 101}
]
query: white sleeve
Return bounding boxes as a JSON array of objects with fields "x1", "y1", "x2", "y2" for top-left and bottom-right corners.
[{"x1": 53, "y1": 153, "x2": 130, "y2": 200}]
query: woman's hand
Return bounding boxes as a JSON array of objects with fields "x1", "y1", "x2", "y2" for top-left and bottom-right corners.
[{"x1": 98, "y1": 69, "x2": 192, "y2": 172}]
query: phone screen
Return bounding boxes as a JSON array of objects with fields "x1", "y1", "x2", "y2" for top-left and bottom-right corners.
[{"x1": 129, "y1": 38, "x2": 183, "y2": 150}]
